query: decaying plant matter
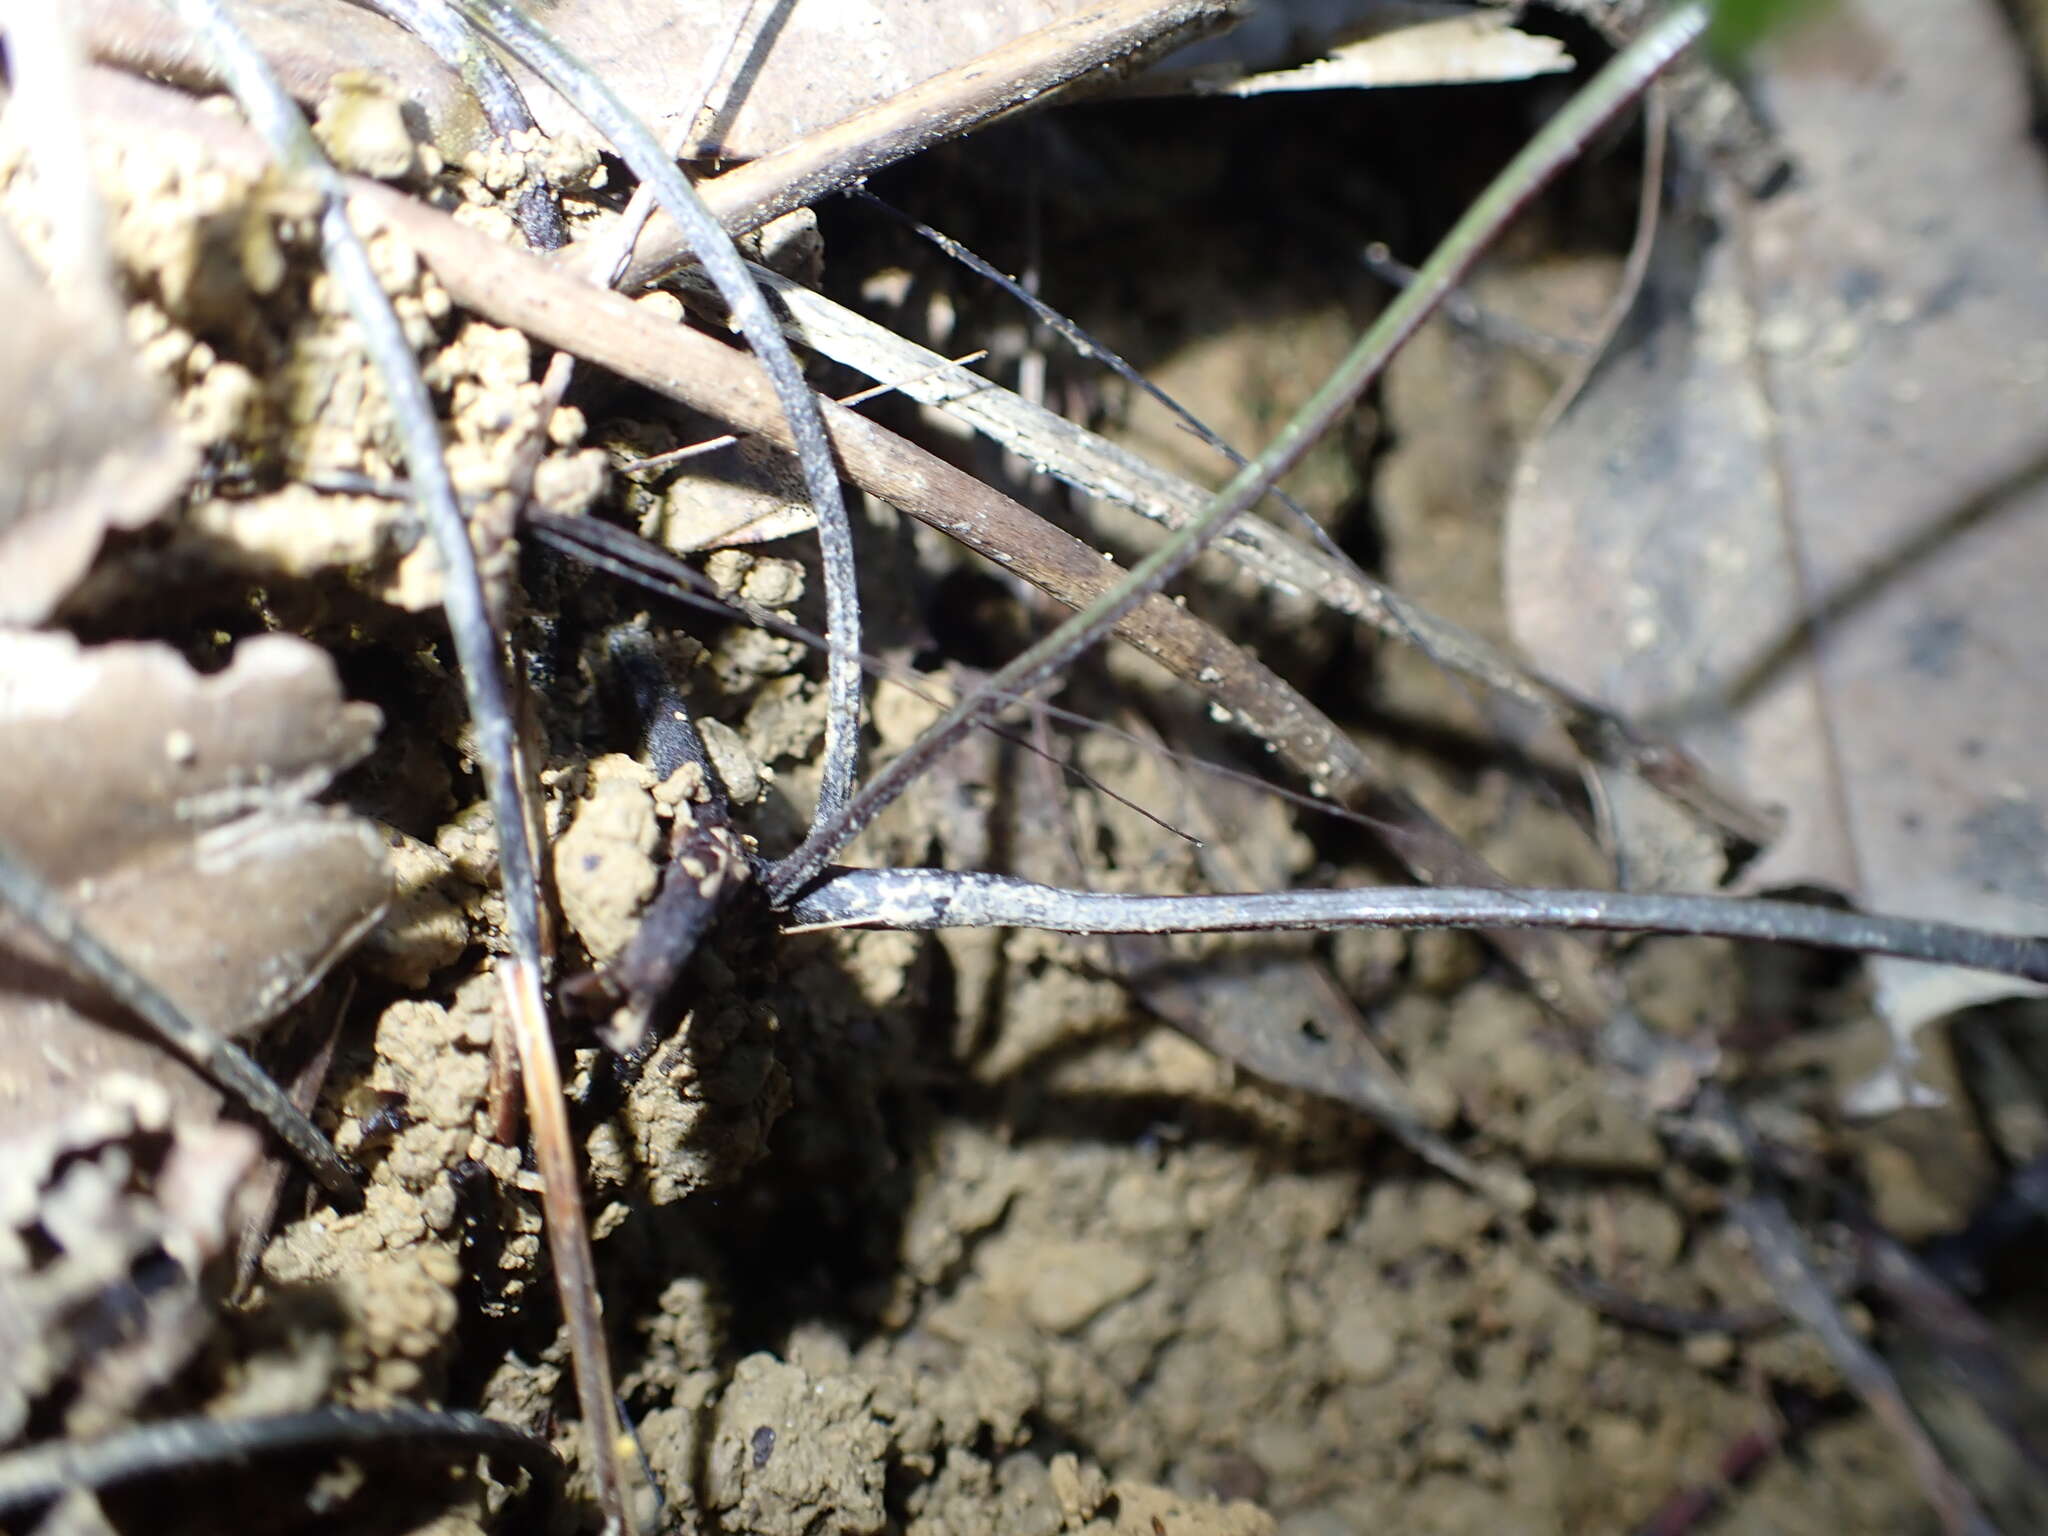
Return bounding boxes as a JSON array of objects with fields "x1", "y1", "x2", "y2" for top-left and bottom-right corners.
[{"x1": 4, "y1": 1, "x2": 2047, "y2": 1533}]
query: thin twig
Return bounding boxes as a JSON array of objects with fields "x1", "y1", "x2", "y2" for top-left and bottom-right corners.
[
  {"x1": 1360, "y1": 240, "x2": 1591, "y2": 359},
  {"x1": 151, "y1": 0, "x2": 585, "y2": 1517},
  {"x1": 495, "y1": 954, "x2": 632, "y2": 1523},
  {"x1": 0, "y1": 841, "x2": 361, "y2": 1209},
  {"x1": 455, "y1": 0, "x2": 863, "y2": 867},
  {"x1": 784, "y1": 867, "x2": 2048, "y2": 983},
  {"x1": 1633, "y1": 1393, "x2": 1824, "y2": 1536},
  {"x1": 1733, "y1": 1196, "x2": 1995, "y2": 1536},
  {"x1": 0, "y1": 1405, "x2": 558, "y2": 1516}
]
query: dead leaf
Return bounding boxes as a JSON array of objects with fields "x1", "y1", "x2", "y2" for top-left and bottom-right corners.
[
  {"x1": 0, "y1": 633, "x2": 390, "y2": 1137},
  {"x1": 0, "y1": 1080, "x2": 261, "y2": 1445},
  {"x1": 1505, "y1": 0, "x2": 2048, "y2": 1109},
  {"x1": 81, "y1": 0, "x2": 485, "y2": 156},
  {"x1": 0, "y1": 225, "x2": 193, "y2": 626},
  {"x1": 510, "y1": 0, "x2": 1562, "y2": 159},
  {"x1": 0, "y1": 13, "x2": 194, "y2": 626},
  {"x1": 504, "y1": 0, "x2": 1201, "y2": 160}
]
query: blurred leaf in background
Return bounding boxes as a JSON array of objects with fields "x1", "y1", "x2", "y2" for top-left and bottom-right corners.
[{"x1": 1709, "y1": 0, "x2": 1831, "y2": 61}]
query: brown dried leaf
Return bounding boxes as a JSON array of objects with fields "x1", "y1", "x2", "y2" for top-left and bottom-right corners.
[
  {"x1": 81, "y1": 0, "x2": 482, "y2": 155},
  {"x1": 527, "y1": 1, "x2": 1566, "y2": 157},
  {"x1": 514, "y1": 0, "x2": 1192, "y2": 160},
  {"x1": 1505, "y1": 0, "x2": 2048, "y2": 1108},
  {"x1": 0, "y1": 123, "x2": 191, "y2": 624},
  {"x1": 0, "y1": 633, "x2": 390, "y2": 1134}
]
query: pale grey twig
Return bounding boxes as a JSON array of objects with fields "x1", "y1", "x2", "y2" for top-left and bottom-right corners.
[
  {"x1": 453, "y1": 0, "x2": 864, "y2": 869},
  {"x1": 787, "y1": 867, "x2": 2048, "y2": 984}
]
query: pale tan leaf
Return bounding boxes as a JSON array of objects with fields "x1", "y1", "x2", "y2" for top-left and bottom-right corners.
[{"x1": 1176, "y1": 3, "x2": 1572, "y2": 94}]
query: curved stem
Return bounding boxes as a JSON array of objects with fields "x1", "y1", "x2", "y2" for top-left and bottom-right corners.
[
  {"x1": 0, "y1": 1406, "x2": 557, "y2": 1516},
  {"x1": 453, "y1": 0, "x2": 864, "y2": 863}
]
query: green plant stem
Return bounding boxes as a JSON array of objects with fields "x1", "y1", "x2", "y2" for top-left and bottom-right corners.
[{"x1": 767, "y1": 0, "x2": 1710, "y2": 905}]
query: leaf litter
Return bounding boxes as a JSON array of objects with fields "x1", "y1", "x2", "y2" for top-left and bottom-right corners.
[
  {"x1": 6, "y1": 2, "x2": 2048, "y2": 1534},
  {"x1": 1506, "y1": 0, "x2": 2048, "y2": 1112}
]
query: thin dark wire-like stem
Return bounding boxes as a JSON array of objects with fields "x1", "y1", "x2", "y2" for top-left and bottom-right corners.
[
  {"x1": 0, "y1": 843, "x2": 361, "y2": 1209},
  {"x1": 0, "y1": 1406, "x2": 558, "y2": 1516},
  {"x1": 156, "y1": 0, "x2": 593, "y2": 1518},
  {"x1": 765, "y1": 2, "x2": 1711, "y2": 908},
  {"x1": 453, "y1": 0, "x2": 864, "y2": 866},
  {"x1": 787, "y1": 867, "x2": 2048, "y2": 984},
  {"x1": 856, "y1": 188, "x2": 1334, "y2": 539},
  {"x1": 358, "y1": 0, "x2": 533, "y2": 142},
  {"x1": 159, "y1": 0, "x2": 546, "y2": 982}
]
